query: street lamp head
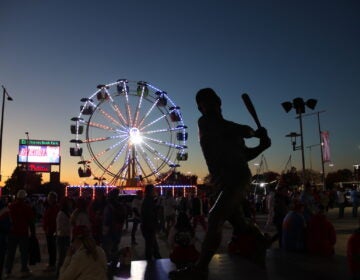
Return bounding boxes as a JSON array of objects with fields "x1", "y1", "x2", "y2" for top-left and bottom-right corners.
[
  {"x1": 281, "y1": 101, "x2": 293, "y2": 113},
  {"x1": 286, "y1": 132, "x2": 301, "y2": 151},
  {"x1": 7, "y1": 96, "x2": 13, "y2": 101},
  {"x1": 306, "y1": 99, "x2": 317, "y2": 110},
  {"x1": 285, "y1": 132, "x2": 301, "y2": 138},
  {"x1": 293, "y1": 97, "x2": 305, "y2": 114}
]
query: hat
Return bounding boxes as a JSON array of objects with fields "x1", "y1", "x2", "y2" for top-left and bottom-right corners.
[
  {"x1": 72, "y1": 225, "x2": 90, "y2": 239},
  {"x1": 195, "y1": 88, "x2": 222, "y2": 106},
  {"x1": 17, "y1": 189, "x2": 27, "y2": 199}
]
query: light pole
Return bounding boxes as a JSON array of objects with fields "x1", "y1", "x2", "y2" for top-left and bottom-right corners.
[
  {"x1": 0, "y1": 86, "x2": 13, "y2": 182},
  {"x1": 25, "y1": 132, "x2": 29, "y2": 190},
  {"x1": 306, "y1": 144, "x2": 320, "y2": 171},
  {"x1": 282, "y1": 97, "x2": 317, "y2": 185},
  {"x1": 302, "y1": 110, "x2": 326, "y2": 189}
]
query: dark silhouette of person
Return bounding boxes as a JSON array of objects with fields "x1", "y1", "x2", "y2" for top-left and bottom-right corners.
[
  {"x1": 169, "y1": 88, "x2": 271, "y2": 279},
  {"x1": 141, "y1": 184, "x2": 161, "y2": 261}
]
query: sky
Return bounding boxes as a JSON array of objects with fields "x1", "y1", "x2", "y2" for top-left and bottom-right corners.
[{"x1": 0, "y1": 0, "x2": 359, "y2": 186}]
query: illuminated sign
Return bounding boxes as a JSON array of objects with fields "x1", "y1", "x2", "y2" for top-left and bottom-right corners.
[
  {"x1": 27, "y1": 163, "x2": 51, "y2": 172},
  {"x1": 18, "y1": 139, "x2": 60, "y2": 164}
]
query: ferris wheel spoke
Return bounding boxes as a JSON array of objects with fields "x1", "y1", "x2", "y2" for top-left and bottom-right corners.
[
  {"x1": 106, "y1": 143, "x2": 132, "y2": 181},
  {"x1": 86, "y1": 120, "x2": 127, "y2": 135},
  {"x1": 141, "y1": 141, "x2": 176, "y2": 167},
  {"x1": 142, "y1": 126, "x2": 183, "y2": 136},
  {"x1": 83, "y1": 134, "x2": 127, "y2": 144},
  {"x1": 137, "y1": 100, "x2": 159, "y2": 129},
  {"x1": 136, "y1": 144, "x2": 159, "y2": 175},
  {"x1": 83, "y1": 136, "x2": 114, "y2": 143},
  {"x1": 140, "y1": 114, "x2": 167, "y2": 131},
  {"x1": 111, "y1": 104, "x2": 128, "y2": 127},
  {"x1": 90, "y1": 137, "x2": 129, "y2": 163},
  {"x1": 142, "y1": 136, "x2": 185, "y2": 150},
  {"x1": 97, "y1": 108, "x2": 128, "y2": 130},
  {"x1": 133, "y1": 84, "x2": 147, "y2": 128},
  {"x1": 122, "y1": 84, "x2": 133, "y2": 127},
  {"x1": 106, "y1": 95, "x2": 128, "y2": 126}
]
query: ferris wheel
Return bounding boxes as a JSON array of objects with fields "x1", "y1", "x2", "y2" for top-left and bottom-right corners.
[{"x1": 69, "y1": 79, "x2": 188, "y2": 186}]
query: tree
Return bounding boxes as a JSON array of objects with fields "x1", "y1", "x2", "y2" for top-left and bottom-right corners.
[
  {"x1": 3, "y1": 166, "x2": 42, "y2": 195},
  {"x1": 304, "y1": 169, "x2": 323, "y2": 185},
  {"x1": 39, "y1": 181, "x2": 67, "y2": 199},
  {"x1": 325, "y1": 169, "x2": 353, "y2": 189},
  {"x1": 278, "y1": 167, "x2": 302, "y2": 189}
]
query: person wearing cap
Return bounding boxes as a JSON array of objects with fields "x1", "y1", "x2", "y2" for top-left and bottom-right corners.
[
  {"x1": 4, "y1": 189, "x2": 35, "y2": 279},
  {"x1": 170, "y1": 88, "x2": 271, "y2": 279},
  {"x1": 59, "y1": 225, "x2": 107, "y2": 280}
]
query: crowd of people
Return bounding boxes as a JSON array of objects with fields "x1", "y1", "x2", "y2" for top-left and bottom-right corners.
[
  {"x1": 0, "y1": 186, "x2": 211, "y2": 280},
  {"x1": 262, "y1": 182, "x2": 360, "y2": 279},
  {"x1": 0, "y1": 181, "x2": 359, "y2": 279}
]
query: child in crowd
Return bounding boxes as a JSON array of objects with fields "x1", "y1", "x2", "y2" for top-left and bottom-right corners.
[
  {"x1": 168, "y1": 211, "x2": 199, "y2": 268},
  {"x1": 59, "y1": 225, "x2": 107, "y2": 280}
]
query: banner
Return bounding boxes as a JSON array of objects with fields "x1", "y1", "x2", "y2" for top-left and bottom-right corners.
[{"x1": 321, "y1": 131, "x2": 331, "y2": 162}]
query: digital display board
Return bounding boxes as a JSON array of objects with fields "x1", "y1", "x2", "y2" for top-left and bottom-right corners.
[{"x1": 18, "y1": 139, "x2": 60, "y2": 164}]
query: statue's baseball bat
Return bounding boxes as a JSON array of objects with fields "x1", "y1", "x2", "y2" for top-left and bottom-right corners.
[{"x1": 241, "y1": 93, "x2": 261, "y2": 129}]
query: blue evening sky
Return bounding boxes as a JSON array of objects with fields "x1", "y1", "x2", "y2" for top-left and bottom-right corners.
[{"x1": 0, "y1": 0, "x2": 359, "y2": 185}]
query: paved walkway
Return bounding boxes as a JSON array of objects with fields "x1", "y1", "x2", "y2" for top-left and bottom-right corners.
[{"x1": 5, "y1": 207, "x2": 359, "y2": 279}]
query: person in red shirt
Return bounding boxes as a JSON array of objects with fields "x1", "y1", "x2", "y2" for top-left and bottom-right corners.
[
  {"x1": 0, "y1": 198, "x2": 11, "y2": 279},
  {"x1": 306, "y1": 205, "x2": 336, "y2": 256},
  {"x1": 4, "y1": 189, "x2": 35, "y2": 278},
  {"x1": 43, "y1": 191, "x2": 60, "y2": 271},
  {"x1": 347, "y1": 217, "x2": 360, "y2": 280}
]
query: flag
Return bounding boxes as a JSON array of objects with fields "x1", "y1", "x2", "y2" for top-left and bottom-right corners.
[{"x1": 321, "y1": 131, "x2": 331, "y2": 162}]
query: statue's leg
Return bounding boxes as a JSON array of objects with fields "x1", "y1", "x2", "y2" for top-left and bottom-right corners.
[{"x1": 169, "y1": 187, "x2": 237, "y2": 279}]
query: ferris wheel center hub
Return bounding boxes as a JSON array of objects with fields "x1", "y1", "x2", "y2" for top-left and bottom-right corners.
[{"x1": 129, "y1": 127, "x2": 142, "y2": 144}]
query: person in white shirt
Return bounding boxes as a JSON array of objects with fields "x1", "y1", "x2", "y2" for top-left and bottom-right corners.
[
  {"x1": 264, "y1": 185, "x2": 276, "y2": 232},
  {"x1": 59, "y1": 225, "x2": 107, "y2": 280},
  {"x1": 163, "y1": 190, "x2": 178, "y2": 236}
]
